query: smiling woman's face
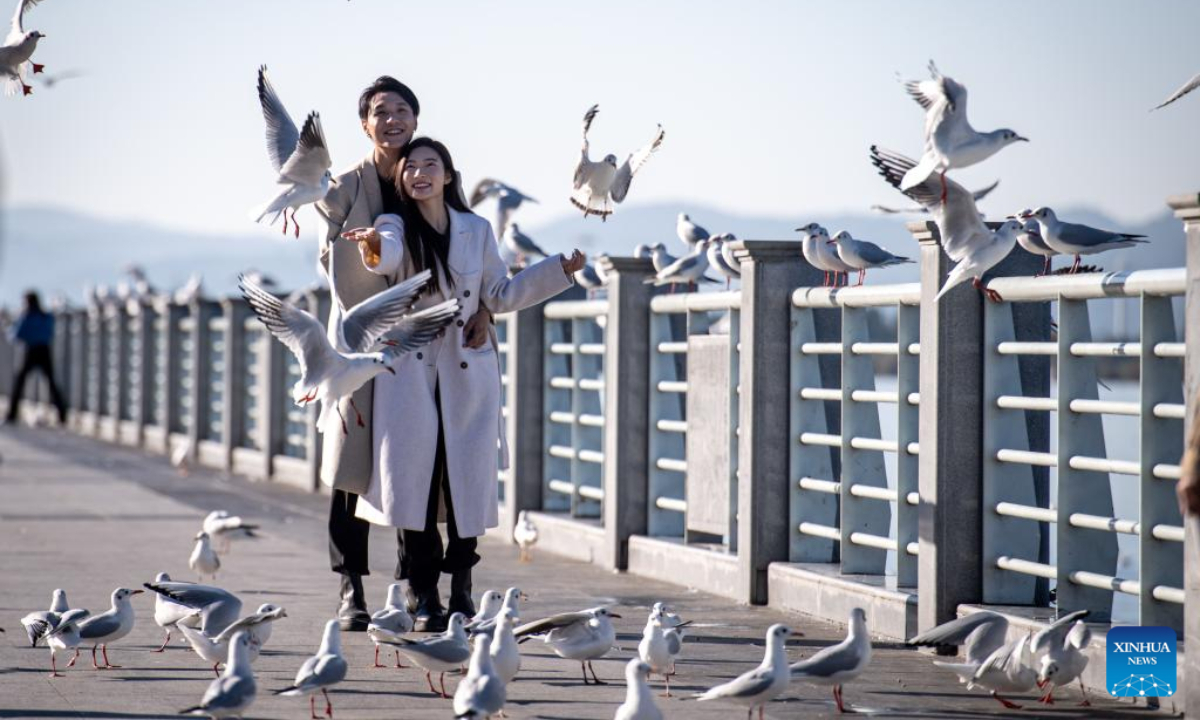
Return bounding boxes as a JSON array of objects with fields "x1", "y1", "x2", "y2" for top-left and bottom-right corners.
[
  {"x1": 400, "y1": 145, "x2": 449, "y2": 202},
  {"x1": 363, "y1": 91, "x2": 416, "y2": 150}
]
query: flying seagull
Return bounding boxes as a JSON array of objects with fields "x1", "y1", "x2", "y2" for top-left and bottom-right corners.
[
  {"x1": 872, "y1": 179, "x2": 999, "y2": 215},
  {"x1": 571, "y1": 104, "x2": 664, "y2": 221},
  {"x1": 470, "y1": 178, "x2": 537, "y2": 238},
  {"x1": 0, "y1": 0, "x2": 48, "y2": 97},
  {"x1": 1153, "y1": 71, "x2": 1200, "y2": 111}
]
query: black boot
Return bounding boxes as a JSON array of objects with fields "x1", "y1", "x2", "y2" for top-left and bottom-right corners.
[
  {"x1": 336, "y1": 574, "x2": 370, "y2": 631},
  {"x1": 448, "y1": 568, "x2": 475, "y2": 618},
  {"x1": 413, "y1": 588, "x2": 447, "y2": 633}
]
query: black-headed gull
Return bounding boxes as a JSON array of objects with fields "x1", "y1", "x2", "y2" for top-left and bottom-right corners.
[
  {"x1": 0, "y1": 0, "x2": 47, "y2": 97},
  {"x1": 936, "y1": 632, "x2": 1038, "y2": 709},
  {"x1": 616, "y1": 659, "x2": 663, "y2": 720},
  {"x1": 374, "y1": 612, "x2": 471, "y2": 697},
  {"x1": 829, "y1": 231, "x2": 913, "y2": 287},
  {"x1": 190, "y1": 531, "x2": 220, "y2": 581},
  {"x1": 1025, "y1": 207, "x2": 1148, "y2": 274},
  {"x1": 44, "y1": 608, "x2": 89, "y2": 678},
  {"x1": 676, "y1": 213, "x2": 710, "y2": 251},
  {"x1": 797, "y1": 223, "x2": 851, "y2": 288},
  {"x1": 515, "y1": 607, "x2": 622, "y2": 685},
  {"x1": 489, "y1": 608, "x2": 521, "y2": 684},
  {"x1": 898, "y1": 60, "x2": 1027, "y2": 197},
  {"x1": 253, "y1": 65, "x2": 333, "y2": 239},
  {"x1": 202, "y1": 510, "x2": 260, "y2": 552},
  {"x1": 77, "y1": 587, "x2": 142, "y2": 669},
  {"x1": 367, "y1": 582, "x2": 414, "y2": 668},
  {"x1": 1153, "y1": 71, "x2": 1200, "y2": 111},
  {"x1": 513, "y1": 511, "x2": 539, "y2": 563},
  {"x1": 637, "y1": 607, "x2": 690, "y2": 697},
  {"x1": 503, "y1": 222, "x2": 548, "y2": 266},
  {"x1": 143, "y1": 580, "x2": 243, "y2": 636},
  {"x1": 180, "y1": 631, "x2": 257, "y2": 720},
  {"x1": 275, "y1": 619, "x2": 348, "y2": 719},
  {"x1": 239, "y1": 270, "x2": 457, "y2": 435},
  {"x1": 1031, "y1": 611, "x2": 1091, "y2": 705},
  {"x1": 646, "y1": 239, "x2": 716, "y2": 290},
  {"x1": 872, "y1": 179, "x2": 999, "y2": 215},
  {"x1": 1011, "y1": 212, "x2": 1057, "y2": 276},
  {"x1": 571, "y1": 104, "x2": 664, "y2": 221},
  {"x1": 20, "y1": 587, "x2": 68, "y2": 647},
  {"x1": 453, "y1": 634, "x2": 507, "y2": 719},
  {"x1": 469, "y1": 178, "x2": 537, "y2": 237},
  {"x1": 149, "y1": 571, "x2": 195, "y2": 652},
  {"x1": 907, "y1": 610, "x2": 1009, "y2": 667},
  {"x1": 790, "y1": 608, "x2": 872, "y2": 714},
  {"x1": 695, "y1": 623, "x2": 791, "y2": 720}
]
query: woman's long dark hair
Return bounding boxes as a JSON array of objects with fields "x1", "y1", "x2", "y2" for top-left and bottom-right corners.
[{"x1": 393, "y1": 137, "x2": 474, "y2": 295}]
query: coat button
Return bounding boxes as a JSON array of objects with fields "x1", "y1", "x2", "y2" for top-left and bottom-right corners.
[
  {"x1": 460, "y1": 361, "x2": 468, "y2": 369},
  {"x1": 456, "y1": 319, "x2": 465, "y2": 327},
  {"x1": 416, "y1": 352, "x2": 423, "y2": 360},
  {"x1": 463, "y1": 290, "x2": 471, "y2": 297}
]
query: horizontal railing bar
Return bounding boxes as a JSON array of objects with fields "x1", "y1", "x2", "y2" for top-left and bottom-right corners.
[
  {"x1": 850, "y1": 342, "x2": 898, "y2": 355},
  {"x1": 1154, "y1": 464, "x2": 1182, "y2": 480},
  {"x1": 549, "y1": 377, "x2": 575, "y2": 390},
  {"x1": 1152, "y1": 524, "x2": 1185, "y2": 542},
  {"x1": 548, "y1": 445, "x2": 575, "y2": 460},
  {"x1": 799, "y1": 342, "x2": 842, "y2": 355},
  {"x1": 798, "y1": 522, "x2": 842, "y2": 541},
  {"x1": 799, "y1": 432, "x2": 842, "y2": 448},
  {"x1": 1070, "y1": 342, "x2": 1140, "y2": 358},
  {"x1": 1154, "y1": 403, "x2": 1186, "y2": 420},
  {"x1": 995, "y1": 502, "x2": 1057, "y2": 523},
  {"x1": 848, "y1": 484, "x2": 897, "y2": 502},
  {"x1": 577, "y1": 449, "x2": 605, "y2": 464},
  {"x1": 578, "y1": 343, "x2": 605, "y2": 355},
  {"x1": 549, "y1": 343, "x2": 577, "y2": 355},
  {"x1": 906, "y1": 492, "x2": 919, "y2": 505},
  {"x1": 496, "y1": 343, "x2": 510, "y2": 353},
  {"x1": 984, "y1": 267, "x2": 1185, "y2": 301},
  {"x1": 656, "y1": 381, "x2": 688, "y2": 394},
  {"x1": 547, "y1": 479, "x2": 575, "y2": 495},
  {"x1": 907, "y1": 343, "x2": 921, "y2": 355},
  {"x1": 907, "y1": 442, "x2": 920, "y2": 456},
  {"x1": 657, "y1": 342, "x2": 688, "y2": 354},
  {"x1": 1153, "y1": 586, "x2": 1186, "y2": 604},
  {"x1": 906, "y1": 541, "x2": 919, "y2": 556},
  {"x1": 996, "y1": 341, "x2": 1057, "y2": 356},
  {"x1": 848, "y1": 531, "x2": 897, "y2": 551},
  {"x1": 1068, "y1": 570, "x2": 1140, "y2": 597},
  {"x1": 1068, "y1": 455, "x2": 1140, "y2": 476},
  {"x1": 656, "y1": 458, "x2": 687, "y2": 473},
  {"x1": 799, "y1": 387, "x2": 842, "y2": 402},
  {"x1": 907, "y1": 392, "x2": 920, "y2": 405},
  {"x1": 996, "y1": 449, "x2": 1057, "y2": 467},
  {"x1": 579, "y1": 413, "x2": 605, "y2": 428},
  {"x1": 997, "y1": 395, "x2": 1057, "y2": 412},
  {"x1": 1069, "y1": 399, "x2": 1139, "y2": 416},
  {"x1": 996, "y1": 556, "x2": 1057, "y2": 579},
  {"x1": 544, "y1": 299, "x2": 609, "y2": 319},
  {"x1": 849, "y1": 389, "x2": 898, "y2": 404},
  {"x1": 849, "y1": 436, "x2": 899, "y2": 453},
  {"x1": 791, "y1": 282, "x2": 921, "y2": 308},
  {"x1": 1154, "y1": 342, "x2": 1185, "y2": 358},
  {"x1": 1068, "y1": 512, "x2": 1139, "y2": 535},
  {"x1": 651, "y1": 290, "x2": 741, "y2": 314},
  {"x1": 655, "y1": 497, "x2": 687, "y2": 513},
  {"x1": 579, "y1": 378, "x2": 605, "y2": 392},
  {"x1": 578, "y1": 485, "x2": 605, "y2": 501},
  {"x1": 798, "y1": 477, "x2": 841, "y2": 494},
  {"x1": 656, "y1": 419, "x2": 688, "y2": 434}
]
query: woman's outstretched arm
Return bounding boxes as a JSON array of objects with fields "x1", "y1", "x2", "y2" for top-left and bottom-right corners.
[{"x1": 478, "y1": 223, "x2": 576, "y2": 315}]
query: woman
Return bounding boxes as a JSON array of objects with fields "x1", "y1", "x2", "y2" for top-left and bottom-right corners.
[{"x1": 342, "y1": 138, "x2": 584, "y2": 631}]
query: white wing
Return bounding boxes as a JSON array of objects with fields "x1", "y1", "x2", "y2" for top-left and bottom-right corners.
[
  {"x1": 610, "y1": 125, "x2": 664, "y2": 203},
  {"x1": 257, "y1": 66, "x2": 300, "y2": 174},
  {"x1": 337, "y1": 270, "x2": 432, "y2": 353},
  {"x1": 8, "y1": 0, "x2": 45, "y2": 45},
  {"x1": 278, "y1": 112, "x2": 332, "y2": 186},
  {"x1": 1154, "y1": 72, "x2": 1200, "y2": 111},
  {"x1": 239, "y1": 276, "x2": 338, "y2": 384},
  {"x1": 378, "y1": 300, "x2": 460, "y2": 355}
]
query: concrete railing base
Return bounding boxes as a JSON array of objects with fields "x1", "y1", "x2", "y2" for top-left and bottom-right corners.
[
  {"x1": 768, "y1": 562, "x2": 917, "y2": 641},
  {"x1": 527, "y1": 511, "x2": 606, "y2": 565},
  {"x1": 627, "y1": 535, "x2": 740, "y2": 602}
]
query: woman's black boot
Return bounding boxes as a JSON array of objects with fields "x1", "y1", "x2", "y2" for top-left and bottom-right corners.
[
  {"x1": 448, "y1": 568, "x2": 475, "y2": 618},
  {"x1": 336, "y1": 574, "x2": 370, "y2": 631},
  {"x1": 413, "y1": 587, "x2": 448, "y2": 633}
]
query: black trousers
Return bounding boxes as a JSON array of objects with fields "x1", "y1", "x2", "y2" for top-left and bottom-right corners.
[
  {"x1": 6, "y1": 344, "x2": 66, "y2": 423},
  {"x1": 327, "y1": 489, "x2": 407, "y2": 579}
]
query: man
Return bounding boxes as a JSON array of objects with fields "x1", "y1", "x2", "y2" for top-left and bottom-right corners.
[
  {"x1": 5, "y1": 290, "x2": 67, "y2": 426},
  {"x1": 315, "y1": 76, "x2": 492, "y2": 631}
]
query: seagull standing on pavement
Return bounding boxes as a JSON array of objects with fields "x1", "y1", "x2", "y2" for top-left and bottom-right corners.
[
  {"x1": 936, "y1": 632, "x2": 1038, "y2": 709},
  {"x1": 829, "y1": 231, "x2": 913, "y2": 286},
  {"x1": 1030, "y1": 611, "x2": 1092, "y2": 705},
  {"x1": 453, "y1": 634, "x2": 507, "y2": 719},
  {"x1": 190, "y1": 531, "x2": 221, "y2": 581},
  {"x1": 489, "y1": 609, "x2": 521, "y2": 685},
  {"x1": 615, "y1": 659, "x2": 663, "y2": 720},
  {"x1": 21, "y1": 588, "x2": 69, "y2": 647},
  {"x1": 240, "y1": 270, "x2": 457, "y2": 436},
  {"x1": 179, "y1": 621, "x2": 255, "y2": 677},
  {"x1": 253, "y1": 66, "x2": 333, "y2": 238},
  {"x1": 571, "y1": 104, "x2": 665, "y2": 220},
  {"x1": 44, "y1": 608, "x2": 89, "y2": 678},
  {"x1": 275, "y1": 619, "x2": 348, "y2": 719},
  {"x1": 676, "y1": 213, "x2": 710, "y2": 251},
  {"x1": 180, "y1": 631, "x2": 257, "y2": 720},
  {"x1": 898, "y1": 61, "x2": 1027, "y2": 197},
  {"x1": 143, "y1": 580, "x2": 243, "y2": 636},
  {"x1": 77, "y1": 587, "x2": 142, "y2": 669},
  {"x1": 375, "y1": 612, "x2": 472, "y2": 697},
  {"x1": 0, "y1": 0, "x2": 48, "y2": 97},
  {"x1": 515, "y1": 607, "x2": 622, "y2": 685},
  {"x1": 695, "y1": 624, "x2": 792, "y2": 720},
  {"x1": 907, "y1": 610, "x2": 1009, "y2": 667},
  {"x1": 367, "y1": 583, "x2": 414, "y2": 668},
  {"x1": 213, "y1": 604, "x2": 287, "y2": 649},
  {"x1": 150, "y1": 572, "x2": 196, "y2": 652},
  {"x1": 638, "y1": 608, "x2": 690, "y2": 697},
  {"x1": 790, "y1": 608, "x2": 872, "y2": 714},
  {"x1": 1025, "y1": 207, "x2": 1148, "y2": 274},
  {"x1": 513, "y1": 510, "x2": 539, "y2": 562},
  {"x1": 463, "y1": 590, "x2": 504, "y2": 632},
  {"x1": 470, "y1": 587, "x2": 527, "y2": 639}
]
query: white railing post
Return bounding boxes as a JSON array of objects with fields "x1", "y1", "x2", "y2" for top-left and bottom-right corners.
[
  {"x1": 600, "y1": 256, "x2": 656, "y2": 569},
  {"x1": 735, "y1": 240, "x2": 817, "y2": 604},
  {"x1": 1168, "y1": 192, "x2": 1200, "y2": 716}
]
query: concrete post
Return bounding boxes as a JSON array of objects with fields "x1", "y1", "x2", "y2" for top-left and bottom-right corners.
[
  {"x1": 1167, "y1": 192, "x2": 1200, "y2": 715},
  {"x1": 502, "y1": 303, "x2": 548, "y2": 535},
  {"x1": 160, "y1": 301, "x2": 185, "y2": 436},
  {"x1": 735, "y1": 240, "x2": 816, "y2": 604},
  {"x1": 133, "y1": 302, "x2": 154, "y2": 446},
  {"x1": 911, "y1": 220, "x2": 1048, "y2": 634},
  {"x1": 187, "y1": 299, "x2": 216, "y2": 464},
  {"x1": 220, "y1": 298, "x2": 250, "y2": 472},
  {"x1": 600, "y1": 256, "x2": 657, "y2": 570},
  {"x1": 66, "y1": 311, "x2": 86, "y2": 426}
]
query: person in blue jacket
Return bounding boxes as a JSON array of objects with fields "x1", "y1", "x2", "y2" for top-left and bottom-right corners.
[{"x1": 5, "y1": 291, "x2": 67, "y2": 425}]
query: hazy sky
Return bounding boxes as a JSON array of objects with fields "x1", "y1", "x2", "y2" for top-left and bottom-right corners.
[{"x1": 1, "y1": 0, "x2": 1198, "y2": 239}]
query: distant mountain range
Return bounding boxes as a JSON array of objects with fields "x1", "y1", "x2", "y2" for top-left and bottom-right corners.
[{"x1": 0, "y1": 203, "x2": 1186, "y2": 317}]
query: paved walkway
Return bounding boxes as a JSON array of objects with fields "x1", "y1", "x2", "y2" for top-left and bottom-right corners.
[{"x1": 0, "y1": 427, "x2": 1177, "y2": 718}]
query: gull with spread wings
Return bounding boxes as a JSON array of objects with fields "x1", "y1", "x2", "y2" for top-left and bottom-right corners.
[
  {"x1": 0, "y1": 0, "x2": 48, "y2": 97},
  {"x1": 253, "y1": 65, "x2": 333, "y2": 238},
  {"x1": 571, "y1": 104, "x2": 664, "y2": 221}
]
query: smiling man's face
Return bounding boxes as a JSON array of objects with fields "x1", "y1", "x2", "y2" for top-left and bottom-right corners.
[{"x1": 363, "y1": 91, "x2": 417, "y2": 150}]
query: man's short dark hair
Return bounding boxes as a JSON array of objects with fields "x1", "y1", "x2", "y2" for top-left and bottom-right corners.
[{"x1": 358, "y1": 76, "x2": 420, "y2": 120}]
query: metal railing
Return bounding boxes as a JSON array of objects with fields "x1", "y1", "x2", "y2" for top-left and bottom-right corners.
[
  {"x1": 541, "y1": 298, "x2": 607, "y2": 519},
  {"x1": 982, "y1": 268, "x2": 1186, "y2": 628},
  {"x1": 790, "y1": 282, "x2": 921, "y2": 586},
  {"x1": 495, "y1": 314, "x2": 511, "y2": 503}
]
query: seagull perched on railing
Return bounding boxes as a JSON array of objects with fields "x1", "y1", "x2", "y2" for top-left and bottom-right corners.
[
  {"x1": 0, "y1": 0, "x2": 48, "y2": 97},
  {"x1": 646, "y1": 238, "x2": 716, "y2": 290},
  {"x1": 676, "y1": 213, "x2": 710, "y2": 251},
  {"x1": 253, "y1": 65, "x2": 333, "y2": 238},
  {"x1": 649, "y1": 243, "x2": 677, "y2": 274},
  {"x1": 707, "y1": 237, "x2": 740, "y2": 288},
  {"x1": 870, "y1": 145, "x2": 1018, "y2": 302},
  {"x1": 570, "y1": 104, "x2": 664, "y2": 220},
  {"x1": 1023, "y1": 207, "x2": 1148, "y2": 274},
  {"x1": 898, "y1": 60, "x2": 1027, "y2": 198},
  {"x1": 798, "y1": 223, "x2": 852, "y2": 287},
  {"x1": 829, "y1": 231, "x2": 912, "y2": 286},
  {"x1": 1011, "y1": 211, "x2": 1058, "y2": 276},
  {"x1": 503, "y1": 222, "x2": 549, "y2": 268},
  {"x1": 239, "y1": 270, "x2": 457, "y2": 435}
]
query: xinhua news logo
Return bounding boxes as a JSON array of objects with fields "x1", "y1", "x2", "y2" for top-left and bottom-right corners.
[{"x1": 1106, "y1": 626, "x2": 1176, "y2": 697}]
